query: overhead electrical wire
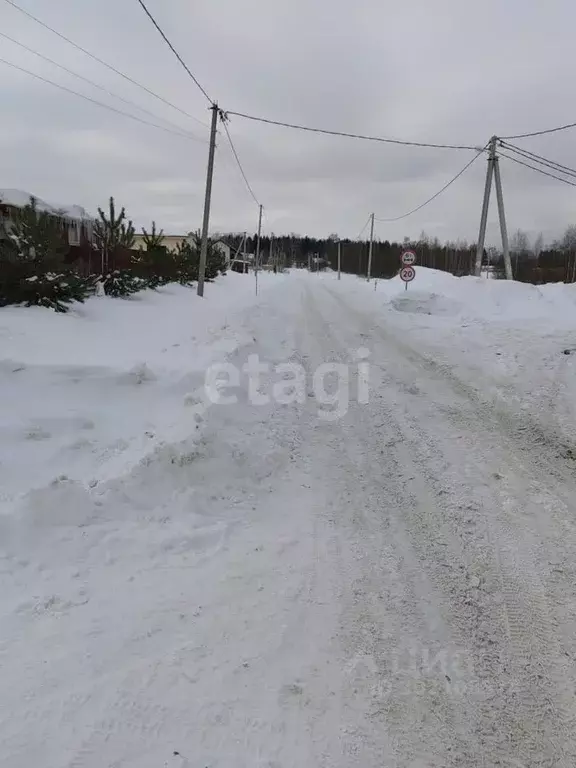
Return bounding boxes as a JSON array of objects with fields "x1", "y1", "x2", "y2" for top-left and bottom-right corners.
[
  {"x1": 498, "y1": 141, "x2": 576, "y2": 179},
  {"x1": 501, "y1": 120, "x2": 576, "y2": 140},
  {"x1": 498, "y1": 151, "x2": 576, "y2": 188},
  {"x1": 375, "y1": 144, "x2": 488, "y2": 222},
  {"x1": 220, "y1": 116, "x2": 260, "y2": 206},
  {"x1": 3, "y1": 0, "x2": 208, "y2": 127},
  {"x1": 225, "y1": 111, "x2": 481, "y2": 151},
  {"x1": 356, "y1": 216, "x2": 372, "y2": 241},
  {"x1": 0, "y1": 30, "x2": 204, "y2": 139},
  {"x1": 0, "y1": 57, "x2": 206, "y2": 142},
  {"x1": 135, "y1": 0, "x2": 212, "y2": 104}
]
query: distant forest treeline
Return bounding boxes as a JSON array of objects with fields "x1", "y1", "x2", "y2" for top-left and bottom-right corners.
[{"x1": 225, "y1": 227, "x2": 576, "y2": 284}]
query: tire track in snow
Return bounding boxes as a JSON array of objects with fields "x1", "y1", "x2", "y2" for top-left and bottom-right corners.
[
  {"x1": 298, "y1": 283, "x2": 485, "y2": 767},
  {"x1": 317, "y1": 280, "x2": 576, "y2": 767}
]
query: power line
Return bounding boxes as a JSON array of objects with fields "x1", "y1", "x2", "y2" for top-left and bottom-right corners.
[
  {"x1": 498, "y1": 151, "x2": 576, "y2": 188},
  {"x1": 375, "y1": 145, "x2": 488, "y2": 222},
  {"x1": 3, "y1": 0, "x2": 208, "y2": 128},
  {"x1": 0, "y1": 56, "x2": 206, "y2": 142},
  {"x1": 135, "y1": 0, "x2": 212, "y2": 104},
  {"x1": 225, "y1": 111, "x2": 481, "y2": 151},
  {"x1": 220, "y1": 115, "x2": 260, "y2": 206},
  {"x1": 0, "y1": 30, "x2": 204, "y2": 139},
  {"x1": 356, "y1": 216, "x2": 372, "y2": 240},
  {"x1": 501, "y1": 120, "x2": 576, "y2": 140},
  {"x1": 498, "y1": 141, "x2": 576, "y2": 179}
]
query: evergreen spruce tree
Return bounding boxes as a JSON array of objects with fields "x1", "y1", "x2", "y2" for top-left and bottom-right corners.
[{"x1": 0, "y1": 196, "x2": 90, "y2": 311}]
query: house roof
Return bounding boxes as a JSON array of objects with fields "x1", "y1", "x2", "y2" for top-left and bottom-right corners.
[{"x1": 0, "y1": 188, "x2": 93, "y2": 222}]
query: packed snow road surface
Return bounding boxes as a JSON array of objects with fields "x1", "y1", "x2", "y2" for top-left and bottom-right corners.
[{"x1": 2, "y1": 271, "x2": 576, "y2": 767}]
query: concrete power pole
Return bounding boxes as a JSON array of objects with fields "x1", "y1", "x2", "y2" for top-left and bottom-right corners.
[
  {"x1": 197, "y1": 103, "x2": 219, "y2": 297},
  {"x1": 474, "y1": 138, "x2": 495, "y2": 277},
  {"x1": 475, "y1": 136, "x2": 513, "y2": 280},
  {"x1": 367, "y1": 213, "x2": 375, "y2": 281},
  {"x1": 337, "y1": 240, "x2": 341, "y2": 280},
  {"x1": 493, "y1": 152, "x2": 513, "y2": 280}
]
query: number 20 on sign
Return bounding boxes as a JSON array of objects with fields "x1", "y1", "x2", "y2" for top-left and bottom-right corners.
[{"x1": 400, "y1": 250, "x2": 416, "y2": 291}]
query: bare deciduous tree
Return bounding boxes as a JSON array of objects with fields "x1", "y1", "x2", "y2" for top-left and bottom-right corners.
[{"x1": 533, "y1": 232, "x2": 544, "y2": 258}]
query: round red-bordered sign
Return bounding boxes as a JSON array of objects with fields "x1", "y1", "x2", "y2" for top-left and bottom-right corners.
[
  {"x1": 401, "y1": 250, "x2": 417, "y2": 266},
  {"x1": 400, "y1": 265, "x2": 416, "y2": 282}
]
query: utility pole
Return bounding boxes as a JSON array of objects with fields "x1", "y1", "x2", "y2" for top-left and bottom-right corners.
[
  {"x1": 270, "y1": 233, "x2": 274, "y2": 269},
  {"x1": 493, "y1": 150, "x2": 513, "y2": 280},
  {"x1": 197, "y1": 102, "x2": 219, "y2": 297},
  {"x1": 255, "y1": 203, "x2": 263, "y2": 295},
  {"x1": 367, "y1": 213, "x2": 375, "y2": 281},
  {"x1": 337, "y1": 240, "x2": 341, "y2": 280},
  {"x1": 474, "y1": 137, "x2": 495, "y2": 277},
  {"x1": 475, "y1": 136, "x2": 512, "y2": 280}
]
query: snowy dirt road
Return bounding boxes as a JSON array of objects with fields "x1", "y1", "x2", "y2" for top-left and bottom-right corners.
[{"x1": 2, "y1": 274, "x2": 576, "y2": 767}]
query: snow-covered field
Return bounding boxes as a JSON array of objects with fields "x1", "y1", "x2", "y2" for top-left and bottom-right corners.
[{"x1": 2, "y1": 268, "x2": 576, "y2": 767}]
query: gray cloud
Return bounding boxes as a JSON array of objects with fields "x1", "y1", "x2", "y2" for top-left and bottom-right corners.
[{"x1": 1, "y1": 0, "x2": 575, "y2": 245}]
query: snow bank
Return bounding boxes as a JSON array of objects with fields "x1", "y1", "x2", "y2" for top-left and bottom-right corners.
[
  {"x1": 323, "y1": 267, "x2": 576, "y2": 326},
  {"x1": 323, "y1": 268, "x2": 576, "y2": 446},
  {"x1": 0, "y1": 272, "x2": 281, "y2": 505}
]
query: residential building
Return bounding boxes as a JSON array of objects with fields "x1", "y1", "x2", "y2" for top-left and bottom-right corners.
[{"x1": 0, "y1": 188, "x2": 94, "y2": 247}]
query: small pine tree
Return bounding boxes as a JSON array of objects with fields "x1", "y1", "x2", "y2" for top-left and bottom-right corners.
[
  {"x1": 187, "y1": 232, "x2": 228, "y2": 281},
  {"x1": 132, "y1": 222, "x2": 175, "y2": 287},
  {"x1": 101, "y1": 269, "x2": 143, "y2": 298},
  {"x1": 141, "y1": 221, "x2": 165, "y2": 251},
  {"x1": 0, "y1": 197, "x2": 91, "y2": 311},
  {"x1": 8, "y1": 196, "x2": 68, "y2": 268},
  {"x1": 94, "y1": 197, "x2": 135, "y2": 270},
  {"x1": 18, "y1": 272, "x2": 92, "y2": 313},
  {"x1": 174, "y1": 239, "x2": 199, "y2": 284},
  {"x1": 120, "y1": 220, "x2": 135, "y2": 249}
]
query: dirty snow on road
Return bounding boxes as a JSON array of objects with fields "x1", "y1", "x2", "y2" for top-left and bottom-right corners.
[{"x1": 2, "y1": 269, "x2": 576, "y2": 767}]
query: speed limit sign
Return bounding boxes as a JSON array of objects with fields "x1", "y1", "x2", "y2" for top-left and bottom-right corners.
[
  {"x1": 401, "y1": 250, "x2": 417, "y2": 266},
  {"x1": 400, "y1": 265, "x2": 416, "y2": 283}
]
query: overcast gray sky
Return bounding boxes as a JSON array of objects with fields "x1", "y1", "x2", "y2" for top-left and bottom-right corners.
[{"x1": 1, "y1": 0, "x2": 575, "y2": 245}]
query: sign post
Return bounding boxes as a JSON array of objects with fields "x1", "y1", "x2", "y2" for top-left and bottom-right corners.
[
  {"x1": 400, "y1": 251, "x2": 417, "y2": 291},
  {"x1": 400, "y1": 251, "x2": 416, "y2": 290}
]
